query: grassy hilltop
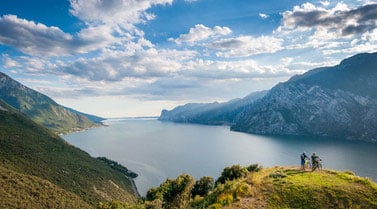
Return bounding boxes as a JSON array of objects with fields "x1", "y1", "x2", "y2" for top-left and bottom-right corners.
[
  {"x1": 102, "y1": 165, "x2": 377, "y2": 209},
  {"x1": 223, "y1": 166, "x2": 377, "y2": 209}
]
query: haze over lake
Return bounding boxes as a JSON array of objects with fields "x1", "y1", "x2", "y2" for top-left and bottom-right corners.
[{"x1": 63, "y1": 118, "x2": 377, "y2": 196}]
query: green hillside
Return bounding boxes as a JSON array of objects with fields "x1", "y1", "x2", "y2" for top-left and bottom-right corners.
[
  {"x1": 0, "y1": 100, "x2": 137, "y2": 207},
  {"x1": 106, "y1": 164, "x2": 377, "y2": 209},
  {"x1": 0, "y1": 165, "x2": 92, "y2": 209},
  {"x1": 0, "y1": 72, "x2": 99, "y2": 134},
  {"x1": 225, "y1": 167, "x2": 377, "y2": 209}
]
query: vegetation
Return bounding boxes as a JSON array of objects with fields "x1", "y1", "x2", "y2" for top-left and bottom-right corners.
[
  {"x1": 0, "y1": 165, "x2": 92, "y2": 209},
  {"x1": 98, "y1": 163, "x2": 377, "y2": 209},
  {"x1": 215, "y1": 164, "x2": 249, "y2": 185},
  {"x1": 0, "y1": 72, "x2": 99, "y2": 134},
  {"x1": 146, "y1": 174, "x2": 195, "y2": 209},
  {"x1": 191, "y1": 176, "x2": 214, "y2": 197},
  {"x1": 97, "y1": 157, "x2": 138, "y2": 179},
  {"x1": 0, "y1": 100, "x2": 137, "y2": 207}
]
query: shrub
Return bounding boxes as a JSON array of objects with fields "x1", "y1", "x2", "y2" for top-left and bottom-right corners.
[
  {"x1": 216, "y1": 165, "x2": 248, "y2": 184},
  {"x1": 207, "y1": 203, "x2": 222, "y2": 209},
  {"x1": 247, "y1": 163, "x2": 262, "y2": 172},
  {"x1": 235, "y1": 182, "x2": 251, "y2": 197},
  {"x1": 145, "y1": 174, "x2": 195, "y2": 209},
  {"x1": 191, "y1": 176, "x2": 214, "y2": 197},
  {"x1": 217, "y1": 193, "x2": 234, "y2": 206}
]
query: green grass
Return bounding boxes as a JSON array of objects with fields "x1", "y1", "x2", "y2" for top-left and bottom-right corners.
[
  {"x1": 266, "y1": 168, "x2": 377, "y2": 209},
  {"x1": 0, "y1": 100, "x2": 137, "y2": 207},
  {"x1": 0, "y1": 165, "x2": 92, "y2": 209}
]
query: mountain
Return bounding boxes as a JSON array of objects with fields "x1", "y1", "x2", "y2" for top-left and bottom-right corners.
[
  {"x1": 0, "y1": 100, "x2": 137, "y2": 206},
  {"x1": 0, "y1": 72, "x2": 101, "y2": 134},
  {"x1": 159, "y1": 91, "x2": 267, "y2": 125},
  {"x1": 64, "y1": 106, "x2": 105, "y2": 123},
  {"x1": 232, "y1": 52, "x2": 377, "y2": 142},
  {"x1": 0, "y1": 165, "x2": 92, "y2": 208}
]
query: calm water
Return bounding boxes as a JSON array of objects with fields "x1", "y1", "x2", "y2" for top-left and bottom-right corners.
[{"x1": 63, "y1": 118, "x2": 377, "y2": 196}]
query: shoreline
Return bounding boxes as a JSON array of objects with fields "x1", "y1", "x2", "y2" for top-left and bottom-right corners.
[{"x1": 128, "y1": 176, "x2": 141, "y2": 198}]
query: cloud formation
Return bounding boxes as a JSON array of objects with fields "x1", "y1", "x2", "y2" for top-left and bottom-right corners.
[
  {"x1": 210, "y1": 36, "x2": 283, "y2": 57},
  {"x1": 169, "y1": 24, "x2": 232, "y2": 45},
  {"x1": 0, "y1": 15, "x2": 120, "y2": 56},
  {"x1": 3, "y1": 0, "x2": 377, "y2": 115},
  {"x1": 283, "y1": 3, "x2": 377, "y2": 36},
  {"x1": 70, "y1": 0, "x2": 173, "y2": 28},
  {"x1": 0, "y1": 15, "x2": 74, "y2": 56}
]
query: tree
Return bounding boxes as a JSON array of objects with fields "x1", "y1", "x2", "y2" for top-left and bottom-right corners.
[
  {"x1": 216, "y1": 165, "x2": 248, "y2": 185},
  {"x1": 145, "y1": 174, "x2": 195, "y2": 209},
  {"x1": 192, "y1": 176, "x2": 214, "y2": 197}
]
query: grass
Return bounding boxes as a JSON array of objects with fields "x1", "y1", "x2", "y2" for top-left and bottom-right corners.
[
  {"x1": 0, "y1": 165, "x2": 92, "y2": 209},
  {"x1": 256, "y1": 167, "x2": 377, "y2": 209},
  {"x1": 190, "y1": 166, "x2": 377, "y2": 209},
  {"x1": 0, "y1": 100, "x2": 137, "y2": 207}
]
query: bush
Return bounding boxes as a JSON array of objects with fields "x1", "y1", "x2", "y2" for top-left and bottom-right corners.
[
  {"x1": 235, "y1": 182, "x2": 251, "y2": 197},
  {"x1": 191, "y1": 176, "x2": 214, "y2": 197},
  {"x1": 145, "y1": 174, "x2": 195, "y2": 209},
  {"x1": 207, "y1": 203, "x2": 222, "y2": 209},
  {"x1": 247, "y1": 163, "x2": 262, "y2": 172},
  {"x1": 216, "y1": 165, "x2": 248, "y2": 184},
  {"x1": 217, "y1": 193, "x2": 234, "y2": 206}
]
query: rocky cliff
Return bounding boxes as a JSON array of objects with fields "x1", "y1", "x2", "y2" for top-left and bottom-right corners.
[{"x1": 232, "y1": 52, "x2": 377, "y2": 142}]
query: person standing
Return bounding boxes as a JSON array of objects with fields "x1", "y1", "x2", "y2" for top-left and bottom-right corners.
[
  {"x1": 300, "y1": 152, "x2": 309, "y2": 170},
  {"x1": 311, "y1": 152, "x2": 322, "y2": 171}
]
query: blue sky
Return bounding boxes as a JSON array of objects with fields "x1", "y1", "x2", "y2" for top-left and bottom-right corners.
[{"x1": 1, "y1": 0, "x2": 377, "y2": 117}]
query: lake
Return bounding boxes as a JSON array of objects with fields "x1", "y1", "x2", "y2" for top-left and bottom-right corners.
[{"x1": 63, "y1": 118, "x2": 377, "y2": 196}]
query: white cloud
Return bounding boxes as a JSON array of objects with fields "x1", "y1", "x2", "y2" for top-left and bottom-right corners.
[
  {"x1": 281, "y1": 2, "x2": 377, "y2": 37},
  {"x1": 320, "y1": 1, "x2": 330, "y2": 7},
  {"x1": 2, "y1": 54, "x2": 19, "y2": 68},
  {"x1": 210, "y1": 36, "x2": 283, "y2": 57},
  {"x1": 275, "y1": 2, "x2": 377, "y2": 57},
  {"x1": 0, "y1": 15, "x2": 122, "y2": 56},
  {"x1": 169, "y1": 24, "x2": 232, "y2": 45},
  {"x1": 0, "y1": 15, "x2": 75, "y2": 56},
  {"x1": 259, "y1": 13, "x2": 269, "y2": 19},
  {"x1": 69, "y1": 0, "x2": 173, "y2": 29}
]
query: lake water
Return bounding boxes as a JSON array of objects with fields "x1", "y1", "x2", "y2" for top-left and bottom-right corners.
[{"x1": 63, "y1": 118, "x2": 377, "y2": 196}]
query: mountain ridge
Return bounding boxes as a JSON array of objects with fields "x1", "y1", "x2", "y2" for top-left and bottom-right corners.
[
  {"x1": 232, "y1": 52, "x2": 377, "y2": 142},
  {"x1": 159, "y1": 90, "x2": 267, "y2": 125},
  {"x1": 0, "y1": 72, "x2": 101, "y2": 134},
  {"x1": 160, "y1": 52, "x2": 377, "y2": 142}
]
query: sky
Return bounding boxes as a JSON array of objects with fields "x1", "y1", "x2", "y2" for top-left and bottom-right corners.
[{"x1": 1, "y1": 0, "x2": 377, "y2": 117}]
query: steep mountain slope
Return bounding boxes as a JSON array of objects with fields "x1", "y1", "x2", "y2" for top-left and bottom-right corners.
[
  {"x1": 232, "y1": 52, "x2": 377, "y2": 142},
  {"x1": 0, "y1": 100, "x2": 137, "y2": 206},
  {"x1": 0, "y1": 72, "x2": 100, "y2": 134},
  {"x1": 159, "y1": 91, "x2": 267, "y2": 125},
  {"x1": 0, "y1": 165, "x2": 92, "y2": 209}
]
